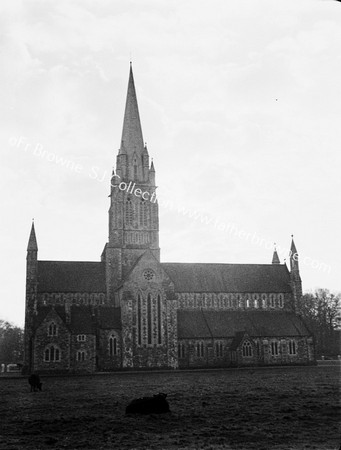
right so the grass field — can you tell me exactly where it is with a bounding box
[0,366,339,450]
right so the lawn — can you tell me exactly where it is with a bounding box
[0,366,339,450]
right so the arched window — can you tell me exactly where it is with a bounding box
[109,336,117,356]
[157,294,162,345]
[197,342,205,358]
[77,350,86,361]
[236,294,242,308]
[125,198,134,226]
[253,294,259,308]
[271,341,279,356]
[288,340,296,355]
[246,295,251,308]
[278,294,284,308]
[215,341,223,357]
[139,200,148,227]
[269,294,276,308]
[48,322,57,336]
[137,294,142,346]
[147,293,152,345]
[242,341,253,357]
[44,345,61,362]
[178,343,186,358]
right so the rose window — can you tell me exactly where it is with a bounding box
[143,269,155,281]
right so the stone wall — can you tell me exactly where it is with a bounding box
[121,292,172,369]
[97,329,122,371]
[70,334,96,373]
[262,337,314,365]
[178,336,314,369]
[178,339,231,369]
[34,312,71,373]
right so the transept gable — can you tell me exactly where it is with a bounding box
[118,250,174,293]
[35,306,70,334]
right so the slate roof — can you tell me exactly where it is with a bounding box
[33,305,95,334]
[33,306,66,330]
[177,310,310,339]
[37,261,105,293]
[162,263,292,293]
[33,305,120,333]
[97,307,122,329]
[70,306,95,334]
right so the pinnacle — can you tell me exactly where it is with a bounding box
[27,221,38,251]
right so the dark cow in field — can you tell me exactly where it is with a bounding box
[126,393,170,415]
[28,374,42,392]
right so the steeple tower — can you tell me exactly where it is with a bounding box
[24,221,39,372]
[103,64,160,304]
[289,235,302,309]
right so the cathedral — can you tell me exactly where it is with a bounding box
[24,65,314,374]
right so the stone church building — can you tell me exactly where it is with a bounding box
[24,65,314,373]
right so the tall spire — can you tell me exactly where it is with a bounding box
[27,221,38,251]
[272,244,280,264]
[120,63,144,155]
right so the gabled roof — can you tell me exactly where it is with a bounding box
[37,261,105,293]
[33,306,66,330]
[33,305,95,334]
[162,263,291,293]
[229,331,246,351]
[177,310,310,339]
[97,307,121,329]
[70,306,95,334]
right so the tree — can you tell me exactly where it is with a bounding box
[0,320,24,365]
[299,289,341,358]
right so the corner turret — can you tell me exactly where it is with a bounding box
[272,244,280,264]
[289,235,302,309]
[24,221,39,373]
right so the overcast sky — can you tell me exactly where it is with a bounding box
[1,0,340,327]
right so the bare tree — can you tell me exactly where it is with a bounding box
[299,289,340,358]
[0,320,24,366]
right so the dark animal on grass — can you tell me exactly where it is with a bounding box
[126,393,170,415]
[28,374,42,392]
